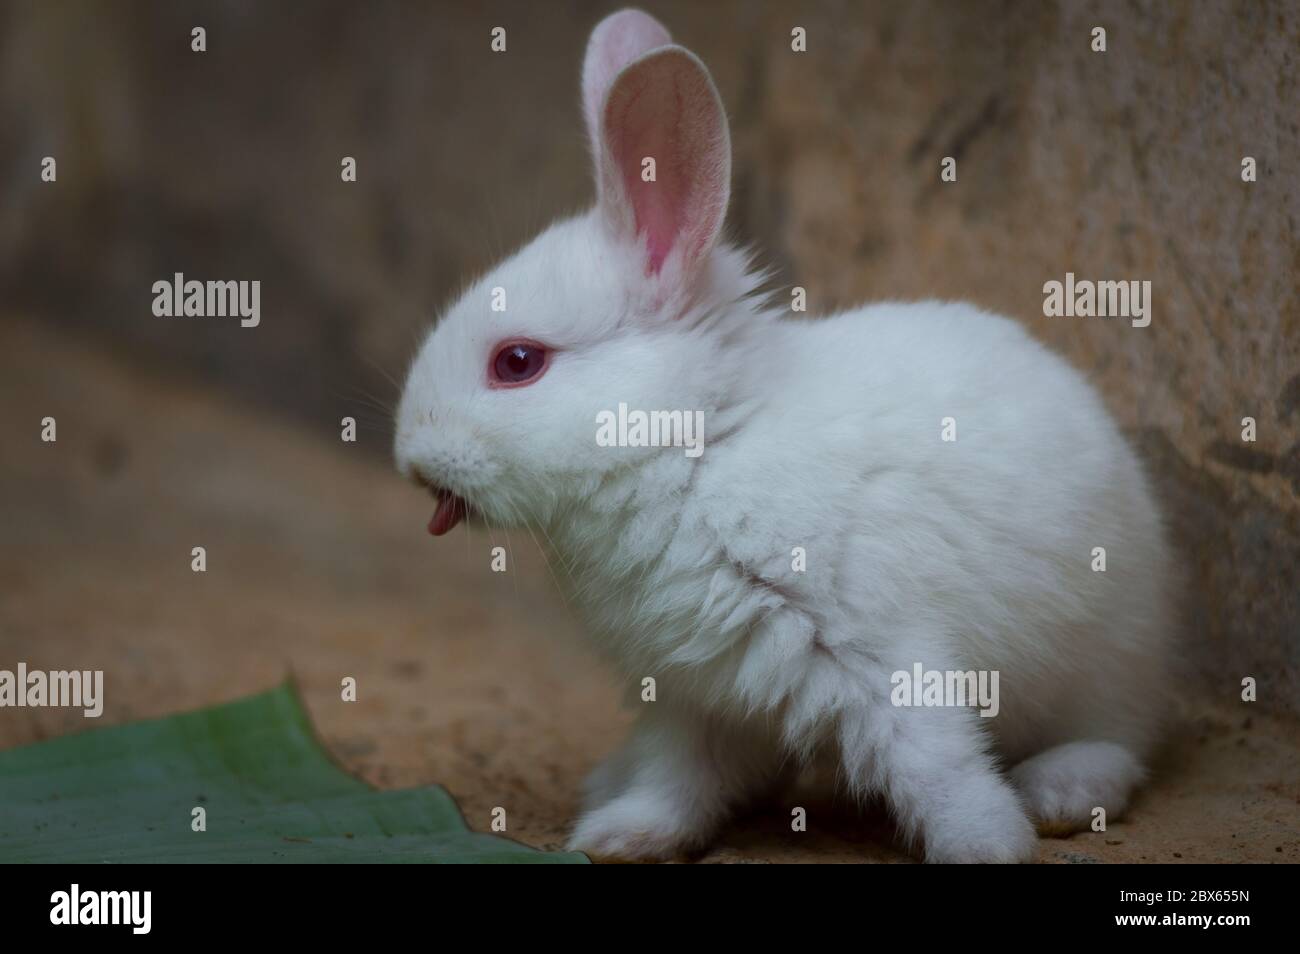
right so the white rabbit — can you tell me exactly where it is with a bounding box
[394,8,1175,863]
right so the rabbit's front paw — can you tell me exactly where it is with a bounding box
[567,787,713,861]
[920,783,1038,864]
[1010,740,1144,836]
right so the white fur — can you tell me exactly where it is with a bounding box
[394,9,1175,863]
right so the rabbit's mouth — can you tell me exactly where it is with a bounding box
[427,485,472,536]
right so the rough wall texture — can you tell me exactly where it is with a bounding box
[1,0,1296,711]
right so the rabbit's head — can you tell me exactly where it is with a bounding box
[396,9,758,534]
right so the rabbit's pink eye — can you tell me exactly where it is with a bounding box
[490,340,548,388]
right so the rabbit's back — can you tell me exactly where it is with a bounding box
[774,301,1174,758]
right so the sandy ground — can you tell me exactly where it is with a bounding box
[2,317,1296,863]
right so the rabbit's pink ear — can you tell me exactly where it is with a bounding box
[582,10,672,144]
[592,45,731,278]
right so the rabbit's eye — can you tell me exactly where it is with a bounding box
[489,340,549,388]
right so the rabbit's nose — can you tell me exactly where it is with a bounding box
[392,443,427,485]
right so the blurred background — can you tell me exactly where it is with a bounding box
[1,0,1296,862]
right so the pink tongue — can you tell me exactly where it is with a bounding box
[427,494,466,536]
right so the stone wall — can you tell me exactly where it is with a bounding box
[2,0,1295,711]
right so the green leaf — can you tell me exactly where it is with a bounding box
[0,682,587,863]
